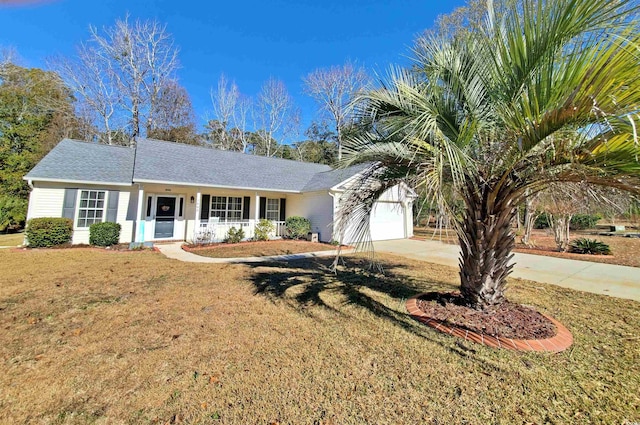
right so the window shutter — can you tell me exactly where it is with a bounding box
[200,195,210,220]
[279,198,286,221]
[259,197,266,219]
[146,196,152,217]
[242,197,250,220]
[106,191,119,222]
[62,189,77,220]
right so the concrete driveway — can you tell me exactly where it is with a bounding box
[373,239,640,302]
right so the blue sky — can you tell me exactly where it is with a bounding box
[0,0,467,134]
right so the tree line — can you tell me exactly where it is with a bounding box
[0,16,370,231]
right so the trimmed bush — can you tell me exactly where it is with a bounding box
[25,217,73,247]
[254,219,274,241]
[569,214,601,230]
[285,216,311,240]
[569,238,611,255]
[224,226,245,244]
[89,222,121,246]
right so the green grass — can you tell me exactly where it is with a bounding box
[0,248,638,424]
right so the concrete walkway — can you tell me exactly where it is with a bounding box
[155,239,640,302]
[373,239,640,302]
[155,242,353,264]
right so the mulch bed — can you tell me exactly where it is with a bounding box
[415,292,556,340]
[183,240,342,258]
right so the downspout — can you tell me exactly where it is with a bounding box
[135,183,145,243]
[24,179,34,246]
[131,139,145,244]
[328,190,338,244]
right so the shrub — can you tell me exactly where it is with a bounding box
[223,226,245,243]
[25,217,73,247]
[569,238,611,255]
[534,212,550,229]
[535,212,602,230]
[254,219,274,241]
[89,222,121,246]
[285,216,311,239]
[569,213,601,230]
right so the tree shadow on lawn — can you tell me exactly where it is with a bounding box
[246,255,497,360]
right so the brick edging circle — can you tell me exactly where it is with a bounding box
[406,294,573,352]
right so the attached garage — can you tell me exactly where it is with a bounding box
[370,201,407,241]
[333,184,416,244]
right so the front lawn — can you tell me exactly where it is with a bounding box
[0,249,637,423]
[0,232,24,247]
[185,240,337,258]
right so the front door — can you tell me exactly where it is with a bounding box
[154,196,176,238]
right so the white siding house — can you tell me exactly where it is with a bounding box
[24,138,416,246]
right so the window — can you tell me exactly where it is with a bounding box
[77,190,106,227]
[266,198,280,221]
[210,196,243,222]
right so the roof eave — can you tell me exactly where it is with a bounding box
[25,176,133,187]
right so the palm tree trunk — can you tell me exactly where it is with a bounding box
[459,180,516,310]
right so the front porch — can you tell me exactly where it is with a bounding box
[194,219,287,244]
[133,184,296,244]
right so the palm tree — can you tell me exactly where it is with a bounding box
[336,0,640,310]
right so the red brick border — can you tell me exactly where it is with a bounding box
[406,294,573,352]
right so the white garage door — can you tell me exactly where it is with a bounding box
[370,201,406,241]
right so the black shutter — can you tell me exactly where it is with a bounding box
[259,197,266,219]
[146,196,152,217]
[106,191,119,222]
[200,195,210,220]
[242,197,250,220]
[279,198,286,221]
[62,189,77,220]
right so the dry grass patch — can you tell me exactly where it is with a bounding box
[0,248,638,424]
[186,240,336,258]
[515,229,640,268]
[0,232,24,246]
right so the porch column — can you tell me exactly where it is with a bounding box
[254,192,260,221]
[194,190,201,240]
[135,186,145,243]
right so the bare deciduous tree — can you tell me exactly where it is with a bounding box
[233,95,252,153]
[53,45,123,144]
[53,16,179,145]
[148,79,198,144]
[254,78,299,157]
[209,74,240,150]
[303,61,369,160]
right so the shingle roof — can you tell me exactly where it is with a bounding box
[26,137,367,193]
[24,138,135,185]
[133,138,335,192]
[301,163,371,192]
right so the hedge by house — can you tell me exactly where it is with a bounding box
[285,216,311,239]
[254,219,274,241]
[25,217,73,247]
[89,222,121,246]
